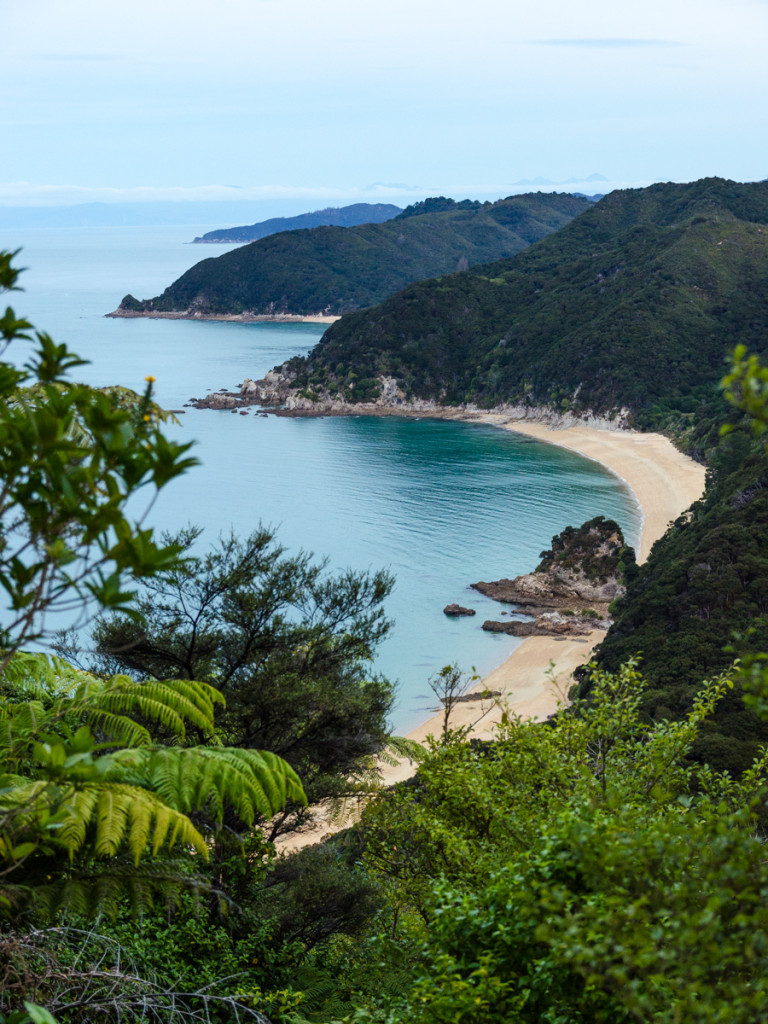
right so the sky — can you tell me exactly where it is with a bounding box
[1,0,767,211]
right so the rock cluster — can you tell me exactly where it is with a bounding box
[474,517,634,638]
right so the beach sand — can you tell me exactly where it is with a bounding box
[273,422,707,851]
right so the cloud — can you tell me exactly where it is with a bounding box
[0,178,658,209]
[529,38,681,48]
[27,52,124,61]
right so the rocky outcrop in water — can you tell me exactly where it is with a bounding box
[482,610,610,638]
[443,604,476,617]
[475,517,637,634]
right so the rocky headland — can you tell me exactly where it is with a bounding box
[474,517,637,638]
[184,368,632,429]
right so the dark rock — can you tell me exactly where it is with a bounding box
[443,603,476,617]
[442,689,502,703]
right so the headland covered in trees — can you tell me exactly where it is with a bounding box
[191,202,403,244]
[108,192,591,319]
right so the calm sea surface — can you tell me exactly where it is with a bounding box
[0,225,642,731]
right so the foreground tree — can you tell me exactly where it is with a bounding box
[356,662,768,1023]
[85,528,395,825]
[0,251,198,662]
[0,251,306,1022]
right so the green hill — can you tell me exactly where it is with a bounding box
[287,178,768,428]
[113,193,591,317]
[191,202,402,243]
[577,434,768,776]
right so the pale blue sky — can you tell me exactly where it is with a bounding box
[1,0,766,209]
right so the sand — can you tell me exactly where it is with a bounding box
[272,422,706,850]
[390,421,706,747]
[484,418,707,563]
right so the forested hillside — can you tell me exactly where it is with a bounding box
[114,192,591,316]
[287,178,768,428]
[578,431,768,774]
[192,202,402,243]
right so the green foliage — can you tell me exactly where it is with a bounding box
[85,528,395,824]
[0,651,304,920]
[354,662,768,1023]
[722,343,768,438]
[124,193,590,317]
[0,251,197,660]
[291,178,768,427]
[585,443,768,774]
[535,515,635,583]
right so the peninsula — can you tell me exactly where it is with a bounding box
[107,192,591,319]
[192,202,402,243]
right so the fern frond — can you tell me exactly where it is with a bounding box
[113,747,306,824]
[60,783,208,863]
[80,677,222,740]
[69,708,151,748]
[0,651,91,700]
[1,654,224,746]
[381,735,427,765]
[32,858,209,919]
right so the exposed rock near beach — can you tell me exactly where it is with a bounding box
[474,517,637,637]
[483,610,610,638]
[443,604,476,617]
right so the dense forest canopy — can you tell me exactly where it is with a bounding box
[286,177,768,429]
[116,192,591,317]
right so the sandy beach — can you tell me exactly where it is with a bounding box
[274,421,706,850]
[393,420,706,748]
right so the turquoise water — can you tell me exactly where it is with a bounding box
[0,225,642,731]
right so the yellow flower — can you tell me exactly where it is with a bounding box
[145,375,156,383]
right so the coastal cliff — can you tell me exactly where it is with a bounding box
[187,368,633,429]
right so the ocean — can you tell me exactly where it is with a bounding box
[0,224,642,731]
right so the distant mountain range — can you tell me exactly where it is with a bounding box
[114,192,592,318]
[286,177,768,429]
[192,203,402,243]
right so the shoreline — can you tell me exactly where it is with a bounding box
[106,309,341,324]
[393,414,705,744]
[273,413,706,850]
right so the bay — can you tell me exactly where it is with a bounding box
[0,225,642,732]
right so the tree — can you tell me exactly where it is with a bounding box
[0,251,197,663]
[356,662,768,1023]
[85,528,395,827]
[0,251,306,1020]
[0,651,304,922]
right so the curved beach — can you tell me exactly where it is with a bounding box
[397,421,706,751]
[276,423,707,845]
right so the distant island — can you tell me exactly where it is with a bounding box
[109,192,592,319]
[192,202,402,243]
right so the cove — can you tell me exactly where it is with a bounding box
[0,225,642,731]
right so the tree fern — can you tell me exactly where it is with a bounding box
[0,652,306,919]
[112,747,305,825]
